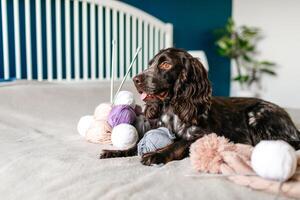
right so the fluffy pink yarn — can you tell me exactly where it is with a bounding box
[94,103,112,121]
[190,133,236,173]
[85,120,112,144]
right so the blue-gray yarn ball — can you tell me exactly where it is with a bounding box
[137,127,176,156]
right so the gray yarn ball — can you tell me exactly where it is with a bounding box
[137,127,176,156]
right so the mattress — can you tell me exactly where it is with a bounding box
[0,81,298,200]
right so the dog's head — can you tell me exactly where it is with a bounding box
[133,48,212,125]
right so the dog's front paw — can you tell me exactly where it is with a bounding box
[141,152,166,166]
[99,149,116,159]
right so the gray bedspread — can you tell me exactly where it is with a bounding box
[0,81,298,200]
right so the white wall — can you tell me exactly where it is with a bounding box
[233,0,300,108]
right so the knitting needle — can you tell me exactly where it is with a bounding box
[110,39,117,103]
[113,46,142,104]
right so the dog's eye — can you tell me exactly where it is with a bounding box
[159,62,172,70]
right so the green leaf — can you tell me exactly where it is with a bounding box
[225,18,235,33]
[241,26,260,38]
[233,75,249,83]
[217,48,228,57]
[236,38,255,53]
[216,40,228,49]
[215,36,238,57]
[259,61,276,66]
[260,68,277,76]
[246,45,255,51]
[242,54,252,62]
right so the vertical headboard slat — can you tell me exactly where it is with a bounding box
[36,0,43,81]
[112,8,117,80]
[149,24,154,59]
[82,0,88,81]
[105,6,111,80]
[46,0,53,81]
[90,2,96,80]
[137,18,143,74]
[97,4,104,80]
[143,22,149,71]
[56,0,63,81]
[1,0,9,80]
[119,11,124,78]
[125,12,130,79]
[131,16,137,76]
[13,0,21,79]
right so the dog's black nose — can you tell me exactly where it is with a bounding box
[133,74,143,86]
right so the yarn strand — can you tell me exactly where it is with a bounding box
[113,47,142,105]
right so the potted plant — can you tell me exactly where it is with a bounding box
[214,18,276,97]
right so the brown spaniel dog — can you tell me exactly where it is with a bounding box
[100,48,300,166]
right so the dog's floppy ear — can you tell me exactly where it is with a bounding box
[171,55,212,125]
[144,100,163,120]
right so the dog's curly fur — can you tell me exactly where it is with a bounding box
[171,54,212,125]
[100,48,300,165]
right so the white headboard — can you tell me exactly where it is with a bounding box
[0,0,173,81]
[188,50,209,71]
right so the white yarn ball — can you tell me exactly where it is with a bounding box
[77,115,94,137]
[251,140,297,181]
[114,91,136,108]
[94,103,112,121]
[111,123,138,150]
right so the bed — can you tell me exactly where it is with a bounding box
[0,81,299,200]
[1,0,299,199]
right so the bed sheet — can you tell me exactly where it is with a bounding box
[0,81,298,200]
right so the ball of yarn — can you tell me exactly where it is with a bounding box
[77,115,94,137]
[94,103,112,121]
[85,120,112,144]
[134,115,151,138]
[108,105,136,128]
[190,133,236,173]
[251,140,297,181]
[111,124,138,149]
[137,127,176,156]
[114,91,136,108]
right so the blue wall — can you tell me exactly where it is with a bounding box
[122,0,232,96]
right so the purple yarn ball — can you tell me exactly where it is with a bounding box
[108,105,137,127]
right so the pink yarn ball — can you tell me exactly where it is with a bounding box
[190,133,235,173]
[85,120,112,144]
[94,103,112,121]
[108,105,136,128]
